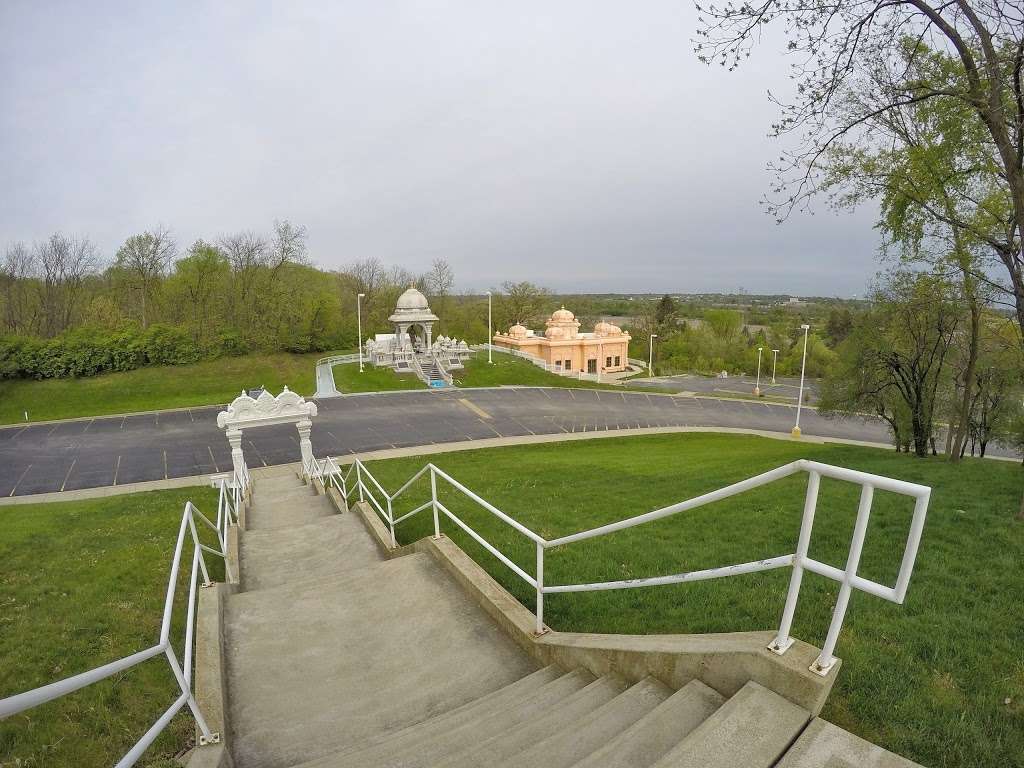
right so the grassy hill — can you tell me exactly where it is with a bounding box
[362,433,1024,768]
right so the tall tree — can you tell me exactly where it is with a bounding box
[696,1,1024,342]
[820,271,960,457]
[0,242,37,334]
[495,281,552,328]
[114,226,176,327]
[34,233,98,336]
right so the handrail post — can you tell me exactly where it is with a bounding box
[534,542,546,635]
[769,469,821,655]
[811,483,874,676]
[386,495,396,548]
[357,462,364,503]
[430,466,441,539]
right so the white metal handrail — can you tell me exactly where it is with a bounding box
[0,487,239,766]
[321,455,931,676]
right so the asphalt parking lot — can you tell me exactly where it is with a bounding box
[0,387,1007,497]
[628,374,820,403]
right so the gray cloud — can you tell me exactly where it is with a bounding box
[1,0,881,296]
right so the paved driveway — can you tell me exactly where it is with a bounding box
[0,388,1012,497]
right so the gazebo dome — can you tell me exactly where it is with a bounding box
[395,286,430,312]
[550,306,575,322]
[594,321,622,337]
[508,324,528,338]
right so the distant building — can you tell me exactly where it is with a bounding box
[494,306,631,375]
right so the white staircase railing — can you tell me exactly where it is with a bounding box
[316,456,931,676]
[0,464,251,767]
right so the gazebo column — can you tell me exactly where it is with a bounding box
[296,419,314,468]
[226,427,245,478]
[424,323,433,349]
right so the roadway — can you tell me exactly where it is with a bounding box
[0,387,1012,497]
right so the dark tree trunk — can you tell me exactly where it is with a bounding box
[950,297,980,462]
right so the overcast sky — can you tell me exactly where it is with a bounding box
[1,1,882,296]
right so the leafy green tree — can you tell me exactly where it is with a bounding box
[114,227,176,328]
[820,271,960,457]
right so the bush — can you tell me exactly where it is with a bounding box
[0,324,207,380]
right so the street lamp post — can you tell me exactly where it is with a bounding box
[792,325,810,437]
[754,346,763,397]
[357,293,366,373]
[486,291,493,364]
[771,349,779,384]
[648,334,658,376]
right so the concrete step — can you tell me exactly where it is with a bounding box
[650,680,811,768]
[246,491,334,530]
[224,552,539,768]
[437,674,628,768]
[254,471,306,491]
[775,718,924,768]
[306,665,565,765]
[238,515,383,591]
[307,668,596,768]
[229,545,434,607]
[572,679,725,768]
[495,676,673,768]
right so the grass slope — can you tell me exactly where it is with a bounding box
[0,352,331,425]
[454,353,616,389]
[333,353,629,393]
[0,486,221,767]
[362,433,1024,768]
[331,362,425,392]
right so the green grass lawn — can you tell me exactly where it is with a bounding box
[334,352,636,394]
[0,486,221,767]
[0,352,337,425]
[360,433,1024,768]
[453,353,618,389]
[331,362,426,392]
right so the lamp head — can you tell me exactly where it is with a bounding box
[357,293,365,298]
[800,324,810,330]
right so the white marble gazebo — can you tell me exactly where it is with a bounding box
[388,285,439,350]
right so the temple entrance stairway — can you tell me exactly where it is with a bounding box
[219,465,921,768]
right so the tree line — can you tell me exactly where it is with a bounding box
[0,223,483,379]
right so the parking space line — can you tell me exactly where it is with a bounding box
[246,440,268,467]
[59,456,76,493]
[458,399,492,420]
[208,446,219,473]
[113,455,122,485]
[163,451,168,479]
[9,464,33,496]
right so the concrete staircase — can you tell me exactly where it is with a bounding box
[220,465,921,768]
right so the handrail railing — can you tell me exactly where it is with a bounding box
[320,454,931,676]
[0,484,241,766]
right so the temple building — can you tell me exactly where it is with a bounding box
[493,306,631,375]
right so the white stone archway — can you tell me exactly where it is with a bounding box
[216,387,318,478]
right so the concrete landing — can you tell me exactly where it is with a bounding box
[238,514,381,590]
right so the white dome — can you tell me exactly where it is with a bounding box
[395,286,429,312]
